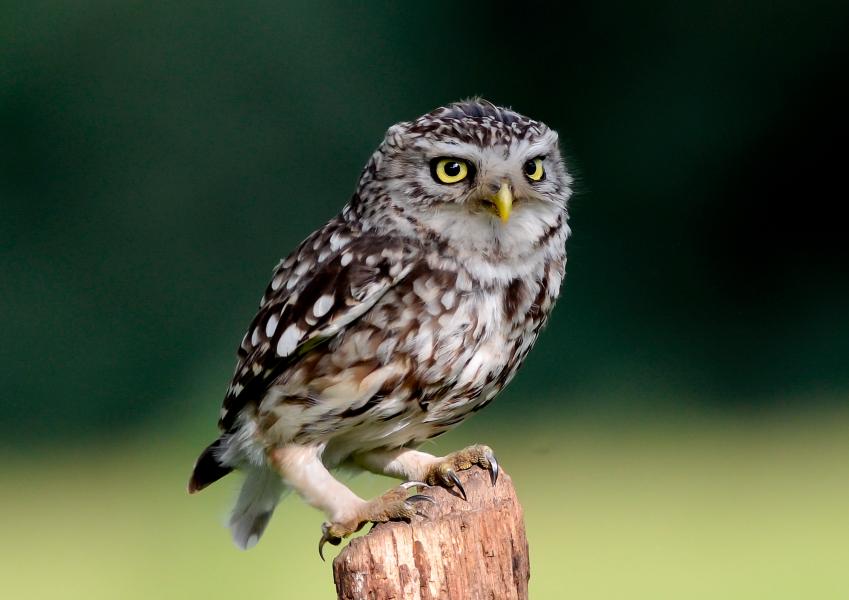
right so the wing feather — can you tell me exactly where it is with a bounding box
[219,228,418,430]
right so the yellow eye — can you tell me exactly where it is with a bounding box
[431,158,470,184]
[524,157,545,181]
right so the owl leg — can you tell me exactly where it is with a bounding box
[268,444,365,522]
[354,444,499,501]
[267,444,430,560]
[353,447,443,481]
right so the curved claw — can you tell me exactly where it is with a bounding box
[406,494,435,504]
[447,470,467,501]
[487,451,499,486]
[318,523,341,562]
[400,480,430,490]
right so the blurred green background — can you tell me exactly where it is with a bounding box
[2,1,848,598]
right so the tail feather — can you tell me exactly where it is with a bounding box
[188,437,233,494]
[229,467,287,550]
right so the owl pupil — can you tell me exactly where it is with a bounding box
[444,162,461,176]
[524,160,535,174]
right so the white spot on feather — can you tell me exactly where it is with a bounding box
[456,271,473,291]
[276,324,302,357]
[330,232,349,251]
[441,290,455,310]
[413,276,440,305]
[340,252,353,267]
[313,294,334,318]
[265,314,279,337]
[294,261,310,276]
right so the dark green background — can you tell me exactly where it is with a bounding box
[2,1,847,436]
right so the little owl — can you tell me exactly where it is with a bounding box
[188,99,572,557]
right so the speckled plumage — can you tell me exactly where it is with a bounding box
[189,100,572,550]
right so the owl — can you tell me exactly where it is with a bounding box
[188,99,572,557]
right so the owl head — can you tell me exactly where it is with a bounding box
[353,99,572,259]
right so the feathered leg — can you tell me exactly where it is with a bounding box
[267,444,430,559]
[354,444,499,501]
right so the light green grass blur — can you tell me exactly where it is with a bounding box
[3,409,848,599]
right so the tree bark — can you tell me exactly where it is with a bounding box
[333,468,529,600]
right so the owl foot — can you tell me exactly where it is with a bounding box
[318,481,432,560]
[423,444,499,501]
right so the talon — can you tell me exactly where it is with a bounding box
[407,494,435,504]
[316,483,430,559]
[318,523,342,562]
[447,470,467,501]
[487,451,499,485]
[422,444,499,500]
[401,480,430,489]
[409,493,435,519]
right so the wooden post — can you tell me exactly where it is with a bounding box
[333,468,530,599]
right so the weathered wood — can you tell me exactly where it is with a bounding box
[333,468,529,600]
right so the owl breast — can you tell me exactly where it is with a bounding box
[404,256,562,430]
[254,244,564,460]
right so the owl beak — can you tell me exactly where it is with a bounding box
[489,181,513,224]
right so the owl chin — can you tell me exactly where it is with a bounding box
[406,198,564,280]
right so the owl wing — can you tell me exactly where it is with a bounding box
[218,229,419,431]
